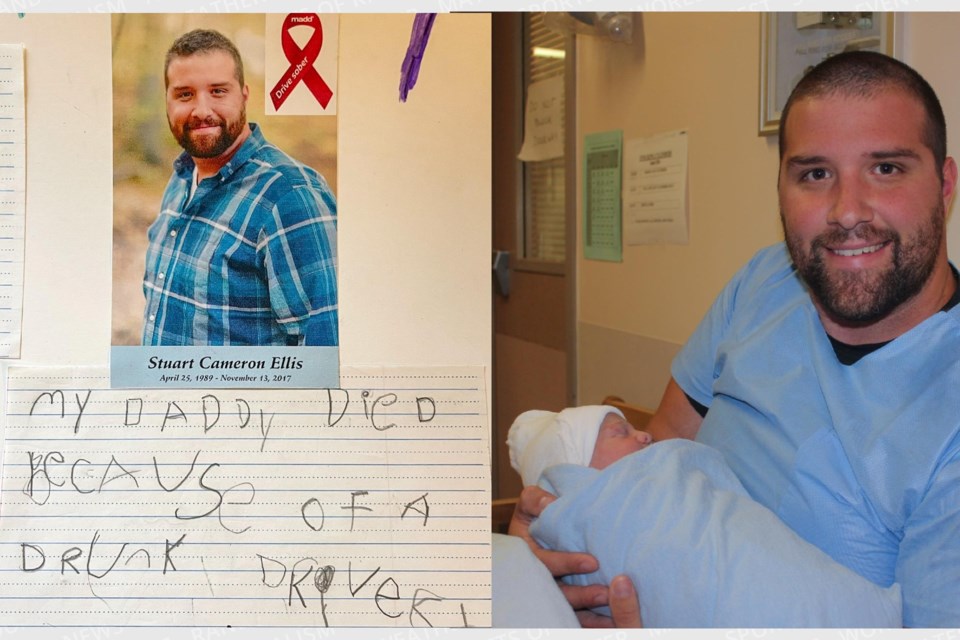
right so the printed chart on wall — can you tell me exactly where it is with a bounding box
[623,129,689,245]
[0,366,491,628]
[0,44,25,359]
[582,130,622,262]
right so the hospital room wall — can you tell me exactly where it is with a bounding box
[575,12,960,411]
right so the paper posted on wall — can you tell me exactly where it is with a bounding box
[623,129,689,246]
[0,44,26,358]
[0,366,491,628]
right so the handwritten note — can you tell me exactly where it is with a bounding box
[0,366,491,627]
[0,44,25,358]
[517,75,563,162]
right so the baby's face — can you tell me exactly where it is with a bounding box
[589,412,653,470]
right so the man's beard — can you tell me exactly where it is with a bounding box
[783,205,945,326]
[171,108,246,158]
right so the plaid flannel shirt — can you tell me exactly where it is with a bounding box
[142,124,338,346]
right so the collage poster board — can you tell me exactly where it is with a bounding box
[0,12,492,632]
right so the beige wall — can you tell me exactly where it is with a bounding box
[338,14,491,368]
[576,12,960,410]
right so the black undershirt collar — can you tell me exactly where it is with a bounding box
[686,265,960,417]
[828,264,960,365]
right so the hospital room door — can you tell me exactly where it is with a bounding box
[491,13,576,501]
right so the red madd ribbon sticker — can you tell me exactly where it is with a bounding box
[270,13,333,111]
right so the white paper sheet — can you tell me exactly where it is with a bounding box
[0,44,25,358]
[623,130,689,245]
[517,75,563,162]
[0,366,490,628]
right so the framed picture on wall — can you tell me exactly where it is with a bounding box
[759,12,895,136]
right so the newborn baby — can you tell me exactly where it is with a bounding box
[508,405,653,486]
[506,405,902,628]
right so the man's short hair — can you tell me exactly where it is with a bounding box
[165,29,245,88]
[778,51,947,174]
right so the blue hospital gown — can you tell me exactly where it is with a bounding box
[674,243,960,627]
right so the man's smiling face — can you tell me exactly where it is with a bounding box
[778,87,956,336]
[165,49,248,160]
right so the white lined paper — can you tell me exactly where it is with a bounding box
[0,44,25,359]
[0,366,491,627]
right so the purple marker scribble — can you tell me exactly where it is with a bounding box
[399,13,436,102]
